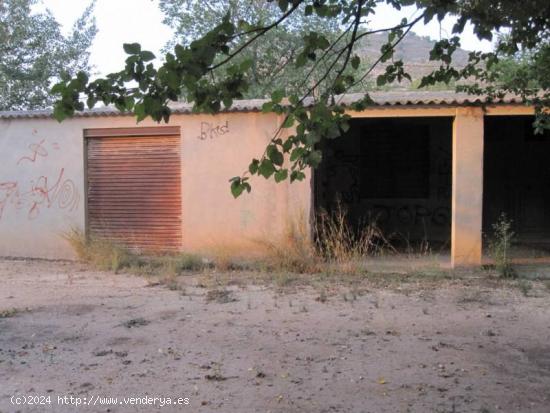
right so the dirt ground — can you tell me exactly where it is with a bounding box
[1,258,550,413]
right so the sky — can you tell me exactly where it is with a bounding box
[40,0,494,78]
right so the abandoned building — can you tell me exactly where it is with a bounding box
[0,91,547,267]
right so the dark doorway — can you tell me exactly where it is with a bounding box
[483,116,550,244]
[314,117,453,248]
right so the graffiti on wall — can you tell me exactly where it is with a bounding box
[366,204,450,227]
[317,137,452,237]
[197,120,230,140]
[0,137,80,221]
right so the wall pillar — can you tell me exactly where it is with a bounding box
[451,107,484,267]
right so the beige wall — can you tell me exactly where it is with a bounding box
[451,108,484,266]
[0,111,311,259]
[0,104,536,265]
[178,112,311,254]
[0,118,86,259]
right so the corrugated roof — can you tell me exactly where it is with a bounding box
[0,91,526,120]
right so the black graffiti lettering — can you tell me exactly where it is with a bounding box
[414,205,431,224]
[372,205,391,223]
[197,120,230,140]
[396,206,413,224]
[432,206,451,226]
[368,204,451,227]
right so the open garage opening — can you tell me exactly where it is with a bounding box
[483,116,550,258]
[314,116,453,254]
[314,117,452,252]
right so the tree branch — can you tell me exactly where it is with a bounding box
[331,0,364,85]
[210,1,304,71]
[298,22,355,91]
[343,12,425,93]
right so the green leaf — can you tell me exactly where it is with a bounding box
[290,170,306,183]
[229,177,250,198]
[282,114,295,128]
[295,53,307,68]
[340,121,350,133]
[282,138,293,152]
[274,169,288,183]
[50,82,65,95]
[140,51,156,61]
[278,0,289,12]
[308,150,323,167]
[230,179,245,198]
[174,44,185,59]
[76,71,89,85]
[123,43,141,54]
[249,159,260,174]
[267,145,284,166]
[258,159,276,179]
[351,55,360,70]
[53,104,67,122]
[240,58,253,71]
[86,97,96,109]
[290,147,306,162]
[134,102,147,122]
[222,97,233,108]
[262,102,274,113]
[317,35,330,50]
[271,89,285,104]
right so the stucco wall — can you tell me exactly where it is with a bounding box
[177,111,311,254]
[0,112,312,259]
[0,118,85,259]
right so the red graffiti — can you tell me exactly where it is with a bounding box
[17,139,48,165]
[1,139,80,221]
[26,168,80,219]
[0,181,20,220]
[0,169,79,221]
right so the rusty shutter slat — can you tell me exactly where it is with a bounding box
[87,134,181,252]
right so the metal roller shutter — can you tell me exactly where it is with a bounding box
[85,127,181,252]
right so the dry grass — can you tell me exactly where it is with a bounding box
[315,207,387,262]
[63,227,141,272]
[205,288,237,304]
[63,227,542,297]
[253,212,320,274]
[204,244,253,272]
[63,206,393,281]
[63,228,205,275]
[254,205,393,275]
[63,213,456,294]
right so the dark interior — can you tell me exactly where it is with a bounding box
[315,117,453,249]
[483,116,550,245]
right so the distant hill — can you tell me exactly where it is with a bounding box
[356,32,472,89]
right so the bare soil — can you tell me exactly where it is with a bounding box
[1,258,550,413]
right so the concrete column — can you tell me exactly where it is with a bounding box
[451,107,484,267]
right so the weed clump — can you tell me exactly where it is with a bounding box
[255,205,390,275]
[63,228,141,272]
[255,213,320,274]
[314,205,389,274]
[205,288,236,304]
[63,227,206,275]
[0,308,21,318]
[488,213,517,278]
